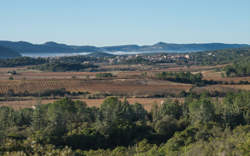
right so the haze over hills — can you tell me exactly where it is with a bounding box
[0,40,249,54]
[0,46,21,59]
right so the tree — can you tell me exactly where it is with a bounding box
[154,115,179,138]
[131,103,148,122]
[222,92,250,128]
[46,98,77,136]
[161,99,182,120]
[0,106,16,130]
[32,99,44,131]
[189,95,215,124]
[16,108,33,126]
[100,97,133,123]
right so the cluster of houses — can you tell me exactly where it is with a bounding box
[105,54,191,64]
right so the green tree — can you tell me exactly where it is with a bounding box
[161,99,182,119]
[189,95,215,124]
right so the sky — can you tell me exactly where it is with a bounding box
[1,0,250,46]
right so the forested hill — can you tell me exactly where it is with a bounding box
[190,47,250,65]
[0,46,21,59]
[0,41,100,53]
[0,40,249,54]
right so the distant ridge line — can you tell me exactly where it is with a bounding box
[0,40,249,54]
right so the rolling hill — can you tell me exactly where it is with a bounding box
[0,46,21,59]
[0,40,249,54]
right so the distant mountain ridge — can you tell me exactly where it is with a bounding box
[0,40,249,54]
[0,41,100,53]
[0,46,21,59]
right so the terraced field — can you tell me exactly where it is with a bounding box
[1,63,250,110]
[0,78,192,96]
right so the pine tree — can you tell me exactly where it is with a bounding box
[32,98,43,131]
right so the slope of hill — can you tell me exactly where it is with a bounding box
[0,40,249,54]
[139,42,249,52]
[0,46,21,59]
[0,41,100,53]
[190,47,250,65]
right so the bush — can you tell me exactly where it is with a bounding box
[96,73,113,78]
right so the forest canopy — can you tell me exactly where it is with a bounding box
[224,59,250,77]
[0,91,249,155]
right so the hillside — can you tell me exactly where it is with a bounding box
[0,40,249,54]
[139,42,249,52]
[190,47,250,65]
[0,41,100,53]
[0,46,21,59]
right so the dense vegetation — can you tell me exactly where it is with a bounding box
[96,73,113,78]
[53,55,100,64]
[0,57,46,67]
[224,59,250,77]
[190,47,250,65]
[0,55,101,68]
[155,72,203,85]
[0,91,249,155]
[0,88,88,98]
[155,71,250,86]
[154,71,224,86]
[31,62,98,72]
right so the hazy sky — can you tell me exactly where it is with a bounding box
[1,0,250,46]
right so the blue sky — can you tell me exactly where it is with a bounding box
[1,0,249,46]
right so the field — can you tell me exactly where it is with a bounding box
[1,63,250,110]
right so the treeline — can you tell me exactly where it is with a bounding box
[30,62,98,72]
[0,57,46,67]
[0,87,245,99]
[57,55,104,64]
[155,71,250,86]
[155,71,203,85]
[190,47,250,65]
[0,91,249,155]
[0,55,102,67]
[0,88,88,98]
[155,71,209,86]
[224,59,250,77]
